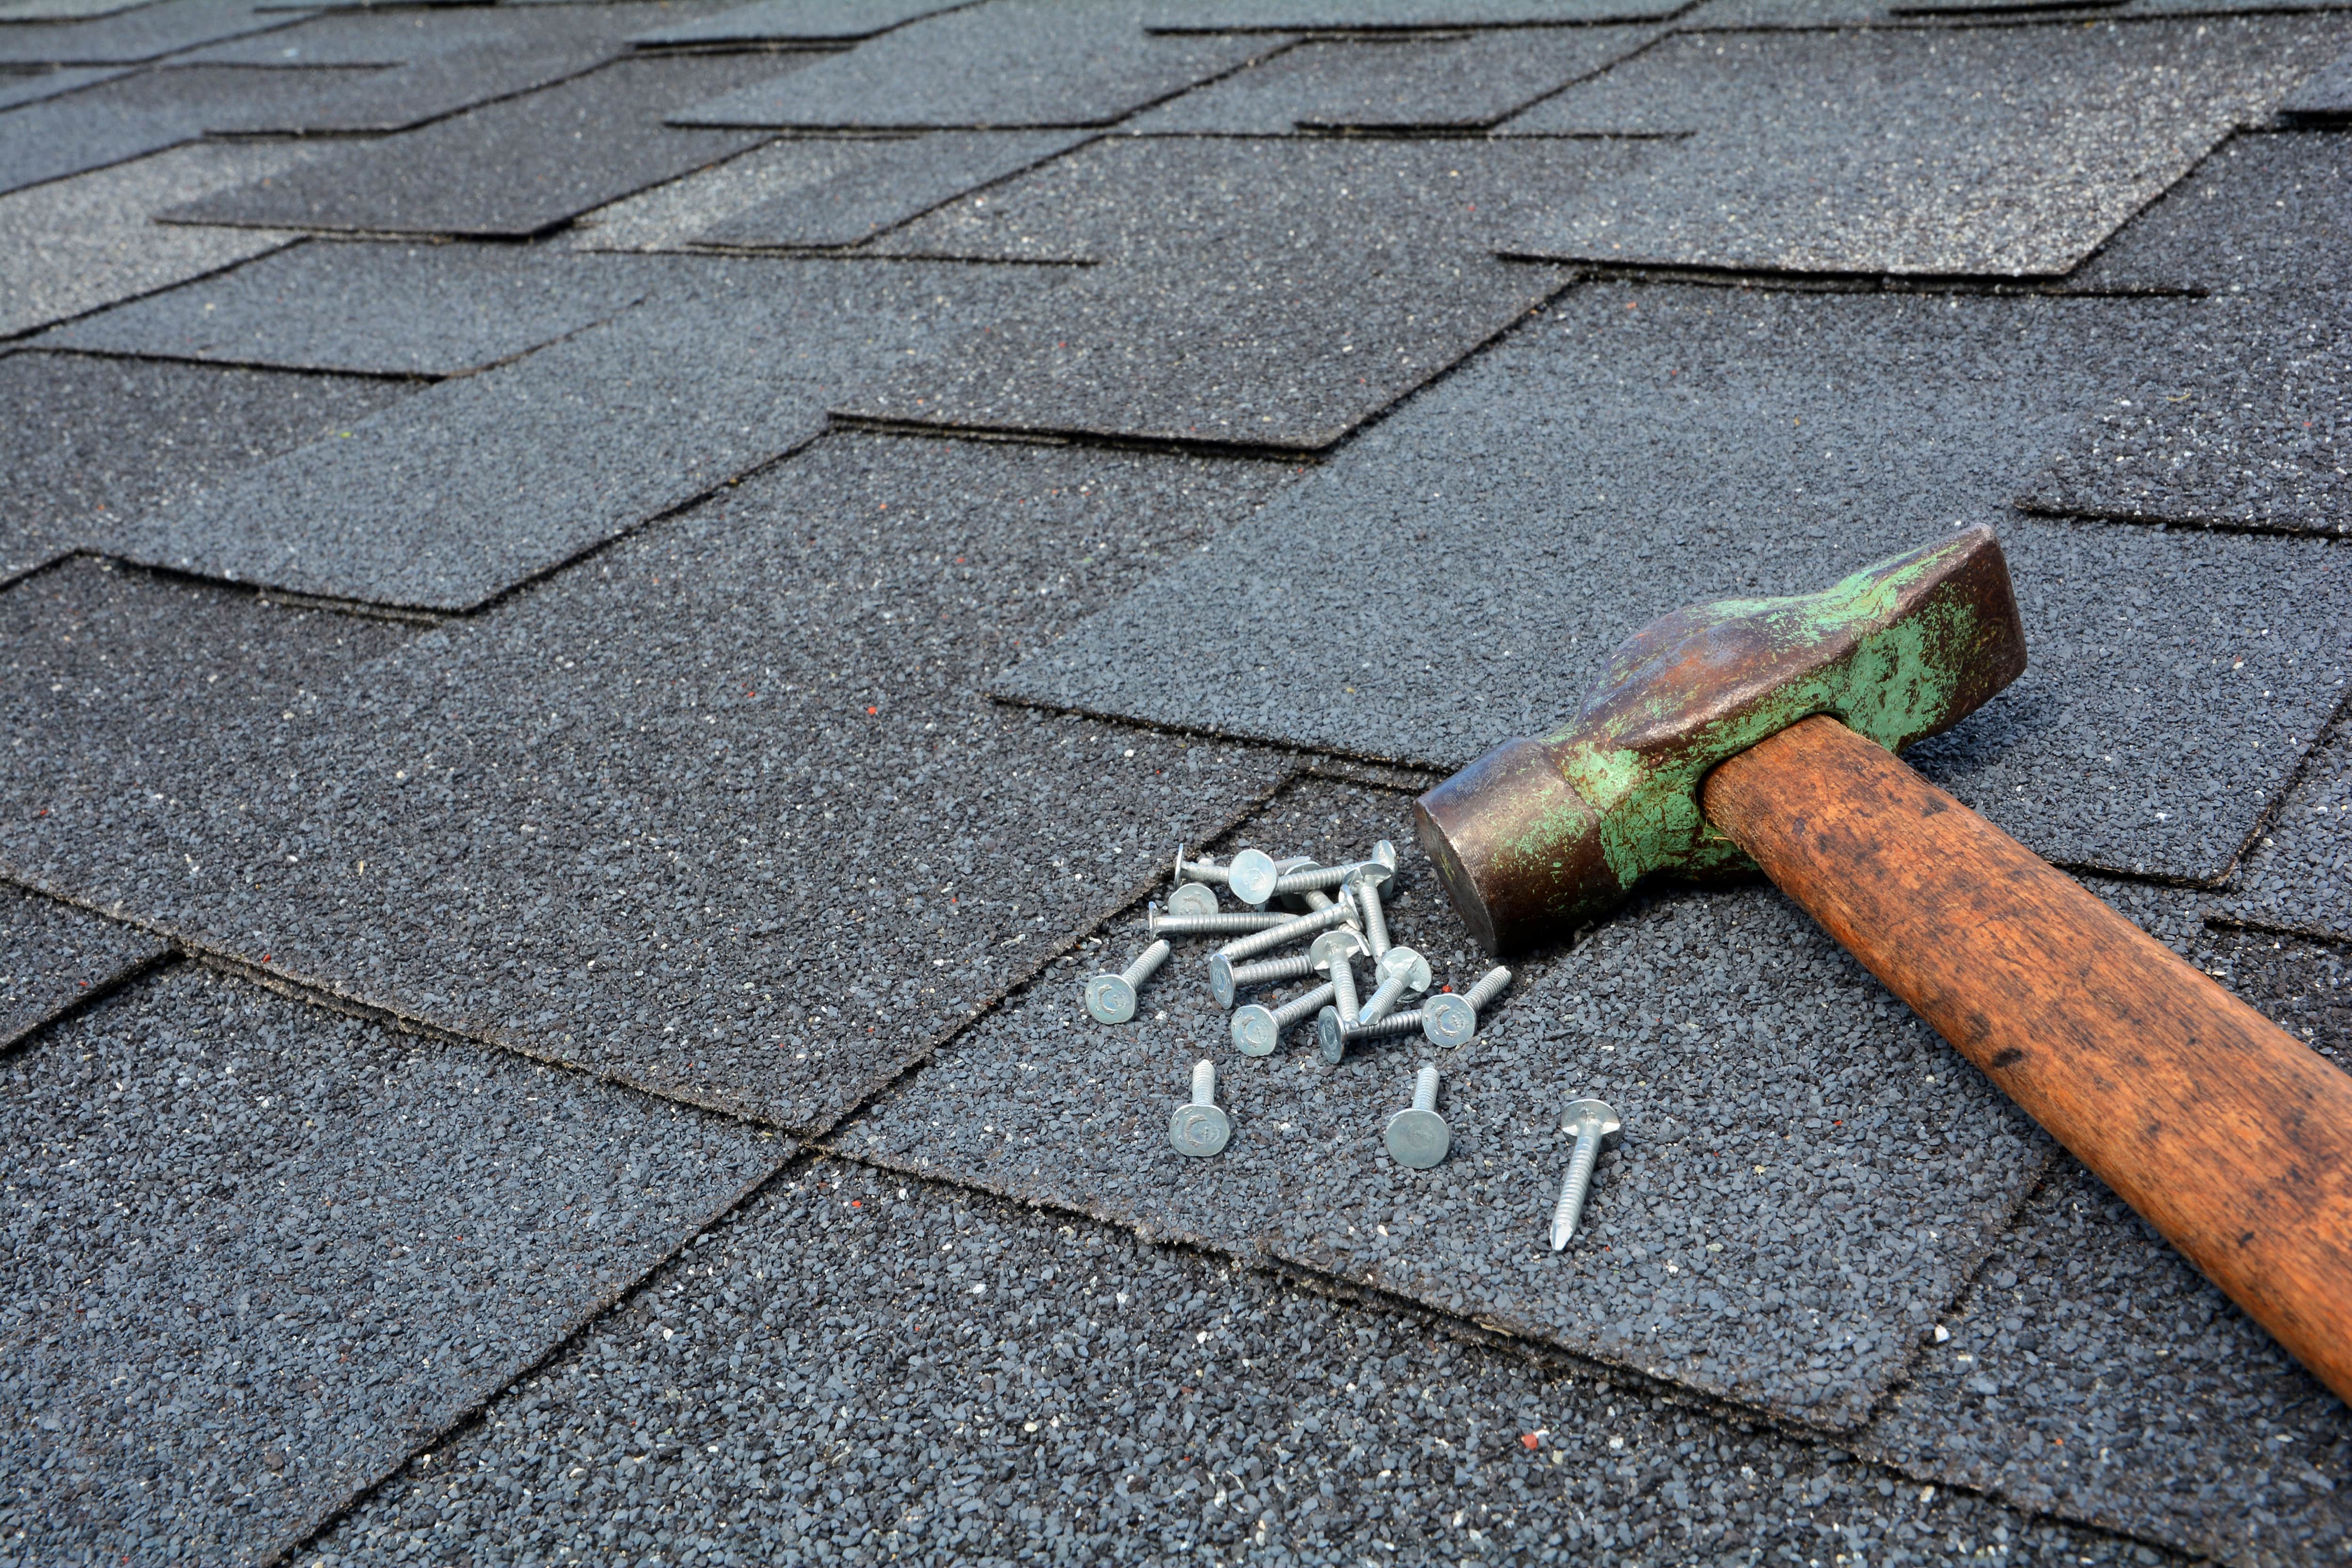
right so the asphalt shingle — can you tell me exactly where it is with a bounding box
[0,885,166,1052]
[1675,0,2345,28]
[673,131,1092,249]
[1498,17,2348,277]
[0,351,413,584]
[0,142,316,341]
[847,776,2058,1430]
[301,1157,2173,1568]
[2214,717,2352,943]
[1145,0,1687,28]
[0,62,127,110]
[987,283,2352,882]
[1121,26,1662,132]
[2282,36,2352,120]
[0,435,1299,1132]
[8,2,2349,1553]
[170,1,735,134]
[38,239,660,375]
[0,0,294,65]
[1864,1149,2352,1566]
[2018,296,2349,536]
[0,63,403,197]
[667,0,1279,129]
[628,0,971,46]
[0,964,785,1568]
[846,137,1670,450]
[159,54,794,239]
[83,259,1050,609]
[2069,129,2352,296]
[0,0,156,18]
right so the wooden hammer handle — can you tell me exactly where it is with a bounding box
[1702,715,2352,1405]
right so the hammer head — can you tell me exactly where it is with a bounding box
[1414,527,2026,955]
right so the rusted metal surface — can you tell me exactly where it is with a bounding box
[1414,526,2026,954]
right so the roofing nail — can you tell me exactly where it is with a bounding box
[1269,855,1318,914]
[1328,944,1361,1027]
[1384,1064,1450,1169]
[1230,980,1335,1058]
[1551,1098,1623,1251]
[1318,1002,1423,1065]
[1349,867,1393,961]
[1212,890,1357,964]
[1083,939,1171,1025]
[1306,942,1367,1063]
[1357,944,1430,1027]
[1209,928,1362,1010]
[1174,845,1279,907]
[1169,1059,1231,1158]
[1421,964,1513,1049]
[1164,881,1221,919]
[1148,907,1293,939]
[1271,842,1398,898]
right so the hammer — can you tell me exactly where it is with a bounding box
[1415,527,2352,1404]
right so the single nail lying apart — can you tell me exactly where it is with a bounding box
[1169,1059,1230,1158]
[1551,1098,1622,1250]
[1384,1063,1450,1169]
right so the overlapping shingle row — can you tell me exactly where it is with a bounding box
[2,0,2347,1562]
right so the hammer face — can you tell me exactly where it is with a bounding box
[1417,526,2026,955]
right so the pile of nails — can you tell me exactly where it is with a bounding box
[1084,841,1512,1063]
[1083,841,1546,1177]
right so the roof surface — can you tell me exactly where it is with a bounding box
[1,1,2348,1564]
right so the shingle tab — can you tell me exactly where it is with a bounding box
[171,1,715,134]
[846,137,1673,450]
[0,886,166,1051]
[158,54,792,238]
[2018,298,2349,536]
[1145,0,1685,29]
[667,0,1279,128]
[0,0,155,18]
[685,131,1090,248]
[0,141,317,340]
[1500,18,2350,277]
[2214,719,2352,943]
[88,260,1052,608]
[1122,26,1661,132]
[0,63,405,197]
[0,0,295,65]
[0,438,1296,1132]
[306,1158,2161,1568]
[0,966,784,1567]
[39,240,661,374]
[2281,35,2352,120]
[0,351,412,583]
[629,0,969,46]
[1864,1135,2352,1562]
[988,284,2350,882]
[2069,129,2352,296]
[0,62,128,109]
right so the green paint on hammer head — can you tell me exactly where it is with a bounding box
[1414,527,2027,954]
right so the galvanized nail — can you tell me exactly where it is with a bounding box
[1550,1098,1623,1250]
[1230,980,1335,1057]
[1083,938,1171,1025]
[1213,891,1356,964]
[1170,1059,1232,1158]
[1384,1063,1450,1169]
[1149,907,1294,939]
[1421,964,1513,1049]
